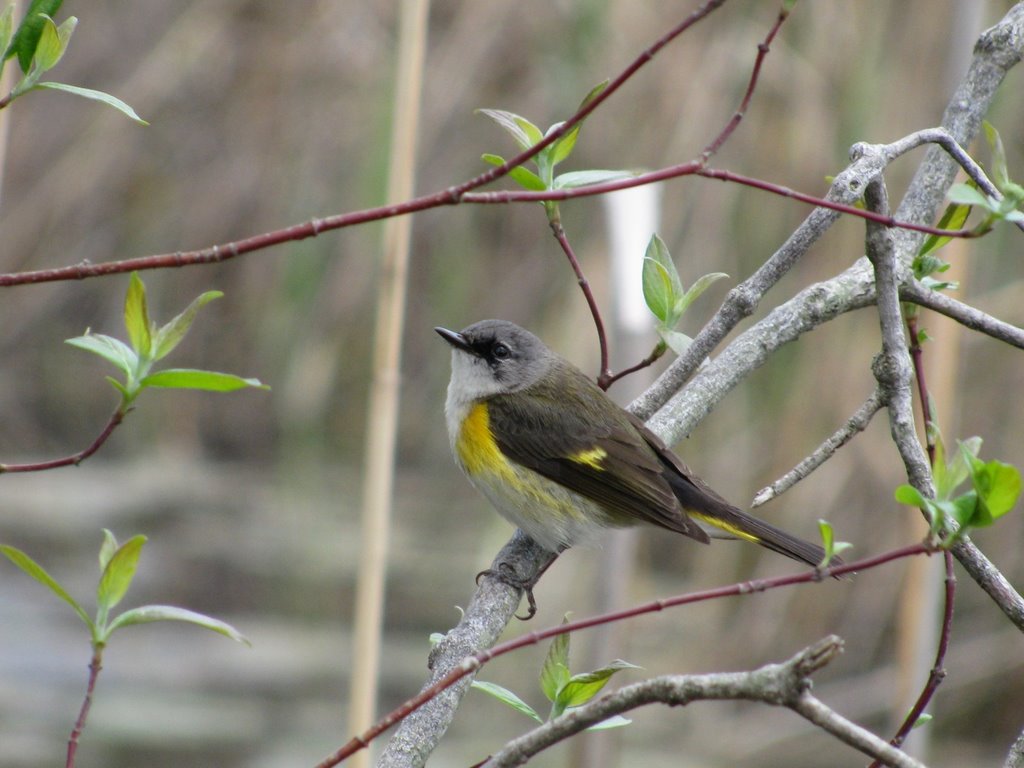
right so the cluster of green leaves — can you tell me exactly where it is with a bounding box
[0,0,145,122]
[895,426,1021,541]
[642,233,728,356]
[470,617,639,730]
[479,82,637,221]
[0,530,248,650]
[67,272,267,411]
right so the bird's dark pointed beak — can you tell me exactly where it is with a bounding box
[434,326,474,354]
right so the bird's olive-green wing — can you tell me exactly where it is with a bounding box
[486,381,710,544]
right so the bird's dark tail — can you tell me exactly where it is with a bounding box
[664,467,834,568]
[686,506,830,568]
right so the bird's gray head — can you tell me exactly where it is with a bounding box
[435,319,555,402]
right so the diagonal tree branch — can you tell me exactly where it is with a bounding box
[752,386,885,507]
[483,636,924,768]
[900,279,1024,349]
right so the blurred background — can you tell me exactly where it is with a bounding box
[0,1,1022,766]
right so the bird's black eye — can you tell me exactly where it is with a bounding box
[492,342,512,360]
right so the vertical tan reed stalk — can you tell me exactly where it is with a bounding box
[347,2,430,765]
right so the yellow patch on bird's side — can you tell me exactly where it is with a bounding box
[689,512,762,544]
[569,446,608,470]
[456,402,510,477]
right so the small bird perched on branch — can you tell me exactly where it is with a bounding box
[437,319,832,617]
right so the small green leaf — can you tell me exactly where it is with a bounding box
[940,436,981,498]
[66,332,137,378]
[548,121,579,166]
[106,604,250,645]
[971,459,1021,523]
[477,108,542,150]
[642,258,675,324]
[6,0,63,70]
[98,529,118,573]
[894,484,928,509]
[151,290,223,361]
[139,369,268,392]
[818,519,834,554]
[947,491,979,529]
[547,80,607,166]
[35,82,148,124]
[96,534,147,612]
[946,183,992,209]
[576,80,609,114]
[658,328,692,357]
[0,544,93,629]
[642,234,684,325]
[646,234,684,299]
[27,13,70,73]
[471,681,543,723]
[912,713,933,730]
[817,521,853,566]
[105,376,132,400]
[482,153,546,189]
[124,272,152,356]
[552,169,639,189]
[983,121,1010,191]
[676,272,729,316]
[507,165,547,191]
[0,5,15,64]
[585,714,632,731]
[540,621,571,702]
[917,198,972,263]
[557,660,640,710]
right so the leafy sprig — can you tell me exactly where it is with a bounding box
[1,529,248,649]
[479,82,637,221]
[0,0,145,121]
[471,616,639,731]
[895,426,1021,541]
[641,233,728,356]
[66,272,268,409]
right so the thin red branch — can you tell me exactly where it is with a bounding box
[604,344,667,389]
[905,314,936,464]
[459,166,980,240]
[66,648,103,768]
[868,550,956,768]
[700,5,789,161]
[1,164,974,289]
[316,542,934,767]
[0,406,125,474]
[548,220,612,385]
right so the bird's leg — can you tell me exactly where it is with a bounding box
[476,547,562,620]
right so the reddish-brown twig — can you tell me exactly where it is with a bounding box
[868,550,955,768]
[0,407,125,474]
[66,648,103,768]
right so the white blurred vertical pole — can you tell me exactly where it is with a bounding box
[347,2,429,766]
[572,184,661,768]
